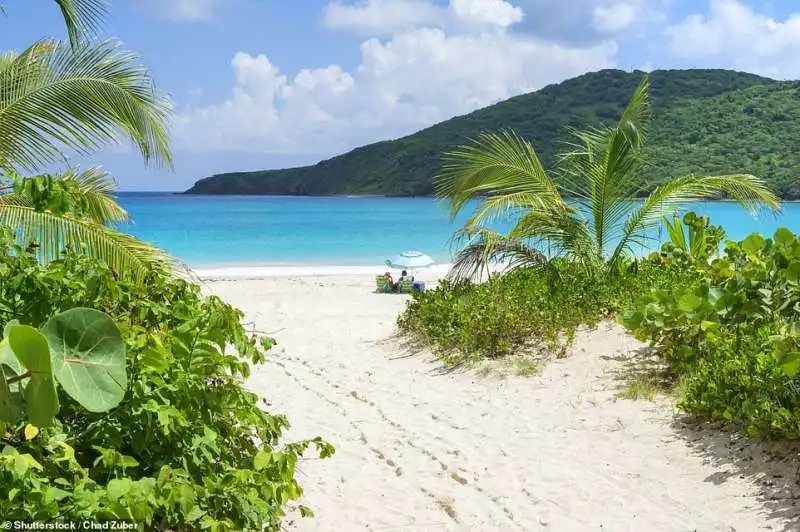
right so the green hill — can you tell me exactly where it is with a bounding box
[185,69,800,199]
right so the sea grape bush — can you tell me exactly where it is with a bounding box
[623,223,800,438]
[0,307,127,429]
[0,229,333,528]
[398,260,682,366]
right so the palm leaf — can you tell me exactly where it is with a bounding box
[58,166,130,224]
[509,207,600,272]
[0,38,172,172]
[435,130,564,224]
[54,0,109,48]
[0,203,177,282]
[447,226,549,282]
[0,1,108,48]
[609,174,780,267]
[557,75,651,258]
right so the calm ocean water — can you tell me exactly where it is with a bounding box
[116,193,800,268]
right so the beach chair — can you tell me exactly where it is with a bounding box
[375,275,392,293]
[399,279,414,293]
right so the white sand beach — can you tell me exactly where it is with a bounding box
[205,271,800,531]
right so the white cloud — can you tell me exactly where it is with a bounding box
[137,0,224,21]
[322,0,444,35]
[665,0,800,78]
[175,0,619,155]
[592,1,646,34]
[450,0,524,27]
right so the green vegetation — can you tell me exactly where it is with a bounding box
[398,260,685,366]
[398,72,800,447]
[434,75,778,281]
[186,69,800,199]
[1,307,127,427]
[0,241,332,526]
[0,1,330,528]
[622,225,800,437]
[400,210,800,442]
[0,168,179,281]
[0,0,174,280]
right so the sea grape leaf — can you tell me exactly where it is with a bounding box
[741,233,766,255]
[786,263,800,284]
[8,325,59,427]
[42,308,127,413]
[0,337,23,394]
[0,368,22,423]
[678,293,703,313]
[3,319,19,339]
[774,227,794,246]
[780,353,800,377]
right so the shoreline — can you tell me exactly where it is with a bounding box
[193,263,455,280]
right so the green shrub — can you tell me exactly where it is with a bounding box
[398,259,680,365]
[0,230,332,529]
[623,223,800,438]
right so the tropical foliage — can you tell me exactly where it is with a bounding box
[398,259,685,365]
[0,307,127,429]
[0,167,180,282]
[660,212,726,265]
[434,75,779,280]
[187,69,800,199]
[0,2,330,527]
[0,0,174,279]
[0,233,332,527]
[622,223,800,438]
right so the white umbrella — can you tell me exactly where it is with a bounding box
[385,250,435,276]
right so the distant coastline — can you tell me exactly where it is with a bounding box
[121,192,800,203]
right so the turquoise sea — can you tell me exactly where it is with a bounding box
[117,193,800,268]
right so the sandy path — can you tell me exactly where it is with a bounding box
[208,275,798,531]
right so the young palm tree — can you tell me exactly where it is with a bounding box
[0,0,176,280]
[436,76,781,281]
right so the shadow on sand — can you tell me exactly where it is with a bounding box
[609,346,800,528]
[670,417,800,528]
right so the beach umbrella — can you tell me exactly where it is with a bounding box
[385,250,435,275]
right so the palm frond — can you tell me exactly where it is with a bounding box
[509,207,601,272]
[447,226,549,282]
[0,203,177,283]
[557,75,651,257]
[617,75,650,145]
[435,130,564,224]
[0,194,32,207]
[609,173,781,267]
[0,38,173,172]
[59,165,130,224]
[54,0,109,48]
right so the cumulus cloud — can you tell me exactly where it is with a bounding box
[322,0,444,35]
[514,0,666,42]
[664,0,800,78]
[175,0,619,155]
[137,0,224,21]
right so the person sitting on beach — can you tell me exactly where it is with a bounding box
[398,270,409,283]
[397,270,414,289]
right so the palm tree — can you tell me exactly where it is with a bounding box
[436,76,781,281]
[0,0,176,280]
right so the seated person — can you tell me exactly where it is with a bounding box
[383,271,394,290]
[396,270,414,290]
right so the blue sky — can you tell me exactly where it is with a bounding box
[9,0,800,190]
